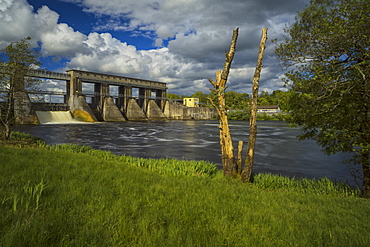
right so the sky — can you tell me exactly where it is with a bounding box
[0,0,310,96]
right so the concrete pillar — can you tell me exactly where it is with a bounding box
[93,83,101,108]
[118,86,132,112]
[146,99,167,119]
[93,83,109,110]
[103,97,126,121]
[67,70,82,107]
[125,86,132,111]
[100,84,109,110]
[117,86,124,110]
[156,90,166,110]
[67,71,97,122]
[138,88,151,111]
[65,80,70,103]
[126,98,147,120]
[12,67,38,124]
[13,91,39,124]
[69,95,98,122]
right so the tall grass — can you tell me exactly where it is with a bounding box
[46,143,219,177]
[252,173,360,197]
[2,179,46,212]
[0,131,46,148]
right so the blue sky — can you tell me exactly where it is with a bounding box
[0,0,309,96]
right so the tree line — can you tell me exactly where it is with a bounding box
[168,90,290,120]
[168,90,290,109]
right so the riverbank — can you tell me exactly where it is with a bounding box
[1,133,369,246]
[13,120,357,186]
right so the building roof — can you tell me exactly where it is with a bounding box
[257,105,280,109]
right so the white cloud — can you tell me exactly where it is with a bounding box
[40,23,88,57]
[0,0,38,47]
[0,0,13,12]
[0,1,88,57]
[0,0,310,96]
[156,25,173,39]
[67,33,152,76]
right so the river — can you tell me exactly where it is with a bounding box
[14,120,361,186]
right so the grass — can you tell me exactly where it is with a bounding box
[0,131,45,148]
[1,132,369,246]
[252,173,360,197]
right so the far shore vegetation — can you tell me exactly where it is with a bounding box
[1,132,369,246]
[169,89,290,121]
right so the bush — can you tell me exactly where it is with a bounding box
[227,109,250,120]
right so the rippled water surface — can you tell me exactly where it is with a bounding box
[14,120,360,186]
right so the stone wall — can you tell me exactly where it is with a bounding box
[185,107,217,120]
[164,101,216,120]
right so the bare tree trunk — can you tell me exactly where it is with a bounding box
[208,28,239,177]
[241,28,268,182]
[237,141,243,174]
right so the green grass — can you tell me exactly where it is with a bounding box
[1,138,370,246]
[252,173,360,197]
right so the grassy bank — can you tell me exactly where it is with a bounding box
[1,134,369,246]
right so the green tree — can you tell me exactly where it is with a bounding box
[275,0,370,197]
[269,90,290,110]
[166,93,181,99]
[258,91,273,105]
[191,91,209,106]
[225,91,250,110]
[258,97,270,106]
[0,37,41,139]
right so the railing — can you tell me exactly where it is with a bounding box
[1,67,167,90]
[28,90,67,95]
[26,70,70,80]
[70,69,167,90]
[33,103,70,111]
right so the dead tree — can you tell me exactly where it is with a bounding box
[241,28,268,182]
[208,28,268,180]
[208,28,239,177]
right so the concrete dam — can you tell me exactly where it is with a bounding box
[9,69,216,124]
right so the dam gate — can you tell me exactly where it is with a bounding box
[5,69,216,123]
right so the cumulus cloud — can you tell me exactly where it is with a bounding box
[40,23,89,57]
[0,0,310,95]
[67,33,152,75]
[0,1,88,57]
[0,0,38,47]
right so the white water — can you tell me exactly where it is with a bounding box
[36,111,81,124]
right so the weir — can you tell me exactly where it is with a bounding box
[36,111,82,124]
[2,67,216,124]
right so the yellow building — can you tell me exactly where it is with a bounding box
[183,98,199,107]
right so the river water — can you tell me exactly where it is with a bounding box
[14,120,360,186]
